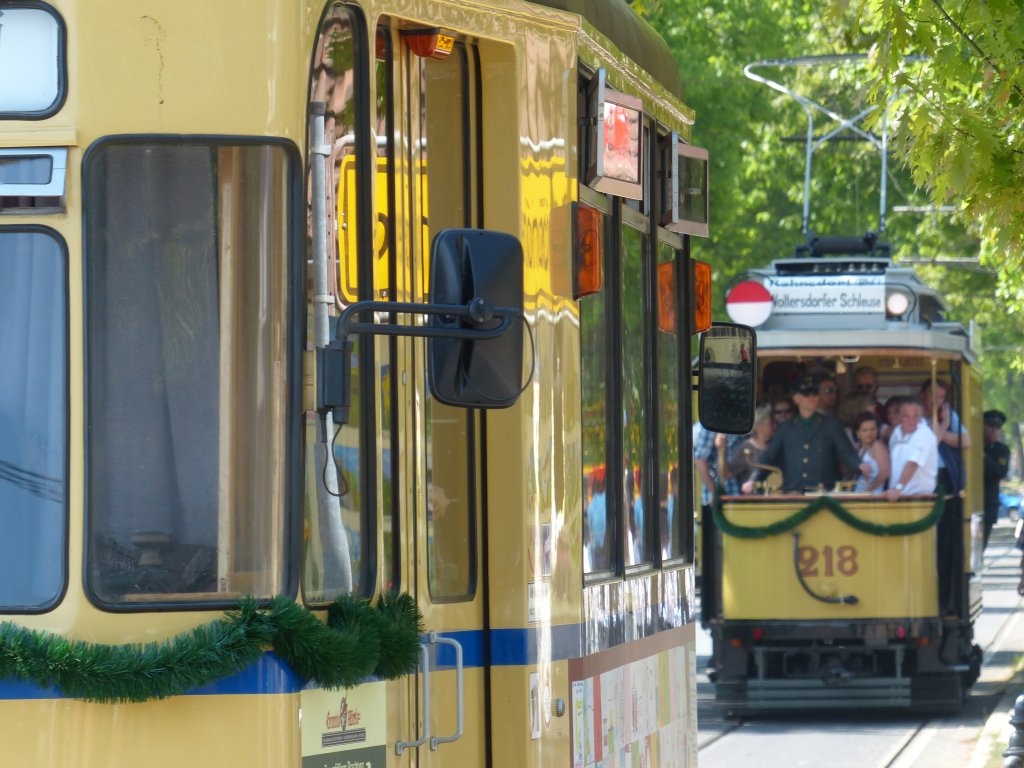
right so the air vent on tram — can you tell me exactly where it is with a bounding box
[0,148,67,214]
[772,258,890,276]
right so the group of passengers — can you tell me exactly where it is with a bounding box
[712,365,970,499]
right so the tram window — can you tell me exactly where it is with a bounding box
[657,244,683,561]
[421,46,477,600]
[84,140,295,607]
[304,5,375,602]
[622,225,651,566]
[581,216,612,574]
[0,229,66,611]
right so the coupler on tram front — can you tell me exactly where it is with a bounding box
[704,489,982,716]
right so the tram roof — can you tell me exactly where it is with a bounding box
[740,254,979,364]
[535,0,685,101]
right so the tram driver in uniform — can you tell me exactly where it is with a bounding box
[743,373,870,493]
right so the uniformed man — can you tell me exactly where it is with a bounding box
[983,409,1011,548]
[745,374,869,493]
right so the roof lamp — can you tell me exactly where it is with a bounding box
[886,289,911,317]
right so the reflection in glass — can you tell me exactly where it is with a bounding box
[581,228,610,573]
[0,231,65,609]
[621,226,648,565]
[85,142,292,604]
[305,7,365,601]
[657,244,682,560]
[422,47,475,599]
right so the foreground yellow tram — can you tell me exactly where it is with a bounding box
[707,234,983,714]
[0,1,746,765]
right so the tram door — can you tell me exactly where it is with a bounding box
[391,27,489,766]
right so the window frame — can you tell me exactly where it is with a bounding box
[81,134,304,612]
[579,72,695,582]
[0,1,68,120]
[0,224,69,613]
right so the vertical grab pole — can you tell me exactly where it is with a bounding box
[429,632,465,749]
[310,102,352,593]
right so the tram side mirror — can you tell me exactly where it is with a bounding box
[428,229,525,408]
[698,322,757,435]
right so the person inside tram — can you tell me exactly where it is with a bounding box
[920,378,971,493]
[885,398,938,500]
[851,412,890,494]
[770,395,795,427]
[744,373,870,494]
[813,368,840,416]
[853,365,886,423]
[838,391,875,439]
[881,395,906,444]
[722,404,775,494]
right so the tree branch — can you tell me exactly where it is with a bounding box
[930,0,1024,101]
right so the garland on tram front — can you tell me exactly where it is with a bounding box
[712,485,946,539]
[0,592,422,704]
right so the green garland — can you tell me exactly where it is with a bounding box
[0,592,423,704]
[712,486,946,540]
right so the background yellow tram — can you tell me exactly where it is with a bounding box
[706,236,984,715]
[0,1,750,766]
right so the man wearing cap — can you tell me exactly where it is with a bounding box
[744,374,869,493]
[983,409,1010,548]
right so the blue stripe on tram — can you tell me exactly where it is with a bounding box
[0,624,593,698]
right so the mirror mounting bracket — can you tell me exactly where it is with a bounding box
[316,299,519,424]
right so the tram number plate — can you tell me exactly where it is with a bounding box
[797,545,859,576]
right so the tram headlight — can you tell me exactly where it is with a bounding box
[885,289,912,318]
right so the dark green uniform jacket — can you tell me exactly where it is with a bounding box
[754,412,862,492]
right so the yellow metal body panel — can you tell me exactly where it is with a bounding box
[0,694,299,767]
[1,0,700,766]
[720,497,939,620]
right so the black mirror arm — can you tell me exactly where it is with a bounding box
[316,299,520,425]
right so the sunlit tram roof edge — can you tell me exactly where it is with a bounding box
[754,330,978,364]
[532,0,685,101]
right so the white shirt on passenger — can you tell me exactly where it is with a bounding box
[888,421,938,494]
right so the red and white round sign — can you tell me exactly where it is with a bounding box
[726,281,773,327]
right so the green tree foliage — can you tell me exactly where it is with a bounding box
[642,0,1024,440]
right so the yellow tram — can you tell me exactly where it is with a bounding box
[0,1,749,765]
[707,234,984,714]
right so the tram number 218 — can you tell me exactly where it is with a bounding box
[798,545,859,577]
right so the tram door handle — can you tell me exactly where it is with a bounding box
[395,643,432,755]
[428,632,464,750]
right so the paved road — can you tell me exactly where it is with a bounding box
[694,518,1023,768]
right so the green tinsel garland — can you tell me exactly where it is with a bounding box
[0,592,423,704]
[712,486,946,540]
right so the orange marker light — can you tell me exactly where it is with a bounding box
[657,260,676,334]
[404,28,454,59]
[574,203,603,298]
[692,259,712,333]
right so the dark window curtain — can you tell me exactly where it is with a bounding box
[86,144,220,592]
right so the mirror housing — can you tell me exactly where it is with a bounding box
[698,322,756,434]
[316,228,527,424]
[428,229,524,408]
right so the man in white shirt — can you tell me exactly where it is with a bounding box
[886,398,939,500]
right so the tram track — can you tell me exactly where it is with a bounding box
[874,539,1024,768]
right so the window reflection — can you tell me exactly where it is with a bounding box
[621,226,648,566]
[0,230,65,609]
[85,142,292,605]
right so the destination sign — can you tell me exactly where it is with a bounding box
[765,275,885,315]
